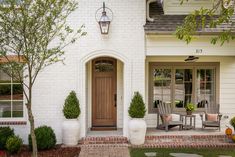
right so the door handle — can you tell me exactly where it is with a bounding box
[114,94,117,107]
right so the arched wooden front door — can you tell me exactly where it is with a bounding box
[92,57,117,130]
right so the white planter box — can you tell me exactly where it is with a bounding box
[62,119,80,146]
[129,118,147,145]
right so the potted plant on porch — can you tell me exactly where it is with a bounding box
[128,92,147,145]
[185,103,196,115]
[62,91,81,146]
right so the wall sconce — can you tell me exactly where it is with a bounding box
[95,2,113,34]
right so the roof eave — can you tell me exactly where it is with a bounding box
[145,30,235,35]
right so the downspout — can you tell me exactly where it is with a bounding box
[146,0,157,22]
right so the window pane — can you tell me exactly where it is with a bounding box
[197,98,208,108]
[175,94,192,108]
[175,84,184,95]
[153,68,171,108]
[153,80,162,95]
[0,101,11,117]
[0,70,11,83]
[0,84,11,100]
[185,95,192,104]
[162,80,171,94]
[95,60,114,72]
[154,69,171,80]
[175,69,192,108]
[153,95,162,108]
[196,69,215,108]
[163,95,171,104]
[175,95,184,108]
[197,69,205,81]
[206,69,214,82]
[206,83,213,94]
[175,99,184,108]
[13,101,23,117]
[205,95,215,106]
[175,69,184,83]
[185,83,192,94]
[184,69,192,81]
[13,84,23,100]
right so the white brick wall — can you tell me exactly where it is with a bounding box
[8,0,146,144]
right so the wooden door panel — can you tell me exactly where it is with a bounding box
[92,58,116,128]
[95,77,112,120]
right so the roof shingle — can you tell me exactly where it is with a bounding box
[145,2,235,34]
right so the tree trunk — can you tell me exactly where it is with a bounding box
[28,105,37,157]
[26,87,38,157]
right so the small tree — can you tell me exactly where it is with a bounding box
[128,92,146,118]
[0,0,86,156]
[176,0,235,45]
[63,91,80,119]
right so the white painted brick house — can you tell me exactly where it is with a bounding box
[1,0,235,144]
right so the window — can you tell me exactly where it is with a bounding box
[94,60,114,72]
[0,70,23,118]
[149,63,219,113]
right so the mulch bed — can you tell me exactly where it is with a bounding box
[0,145,80,157]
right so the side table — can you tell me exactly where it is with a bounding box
[180,114,196,130]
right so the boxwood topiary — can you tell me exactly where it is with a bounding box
[63,91,80,119]
[128,92,146,118]
[6,135,22,154]
[0,127,14,149]
[28,126,56,150]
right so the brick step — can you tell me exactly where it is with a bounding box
[132,135,235,148]
[133,143,235,149]
[145,135,228,143]
[79,136,128,145]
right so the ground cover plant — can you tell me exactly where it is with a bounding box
[130,148,235,157]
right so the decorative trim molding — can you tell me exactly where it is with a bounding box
[0,121,27,125]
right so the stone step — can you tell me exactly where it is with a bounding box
[79,136,128,145]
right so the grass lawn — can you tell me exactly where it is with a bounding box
[130,148,235,157]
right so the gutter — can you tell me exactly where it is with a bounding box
[146,0,157,22]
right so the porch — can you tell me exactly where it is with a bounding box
[86,128,224,137]
[80,128,234,150]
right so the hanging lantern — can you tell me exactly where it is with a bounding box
[96,2,113,35]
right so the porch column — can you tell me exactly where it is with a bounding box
[123,62,132,137]
[77,61,86,138]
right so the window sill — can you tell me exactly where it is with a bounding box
[0,121,27,125]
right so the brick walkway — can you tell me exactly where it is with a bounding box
[78,136,130,157]
[79,145,130,157]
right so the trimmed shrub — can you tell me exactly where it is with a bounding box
[6,135,22,154]
[128,92,146,118]
[63,91,80,119]
[230,116,235,130]
[28,126,56,150]
[0,127,14,149]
